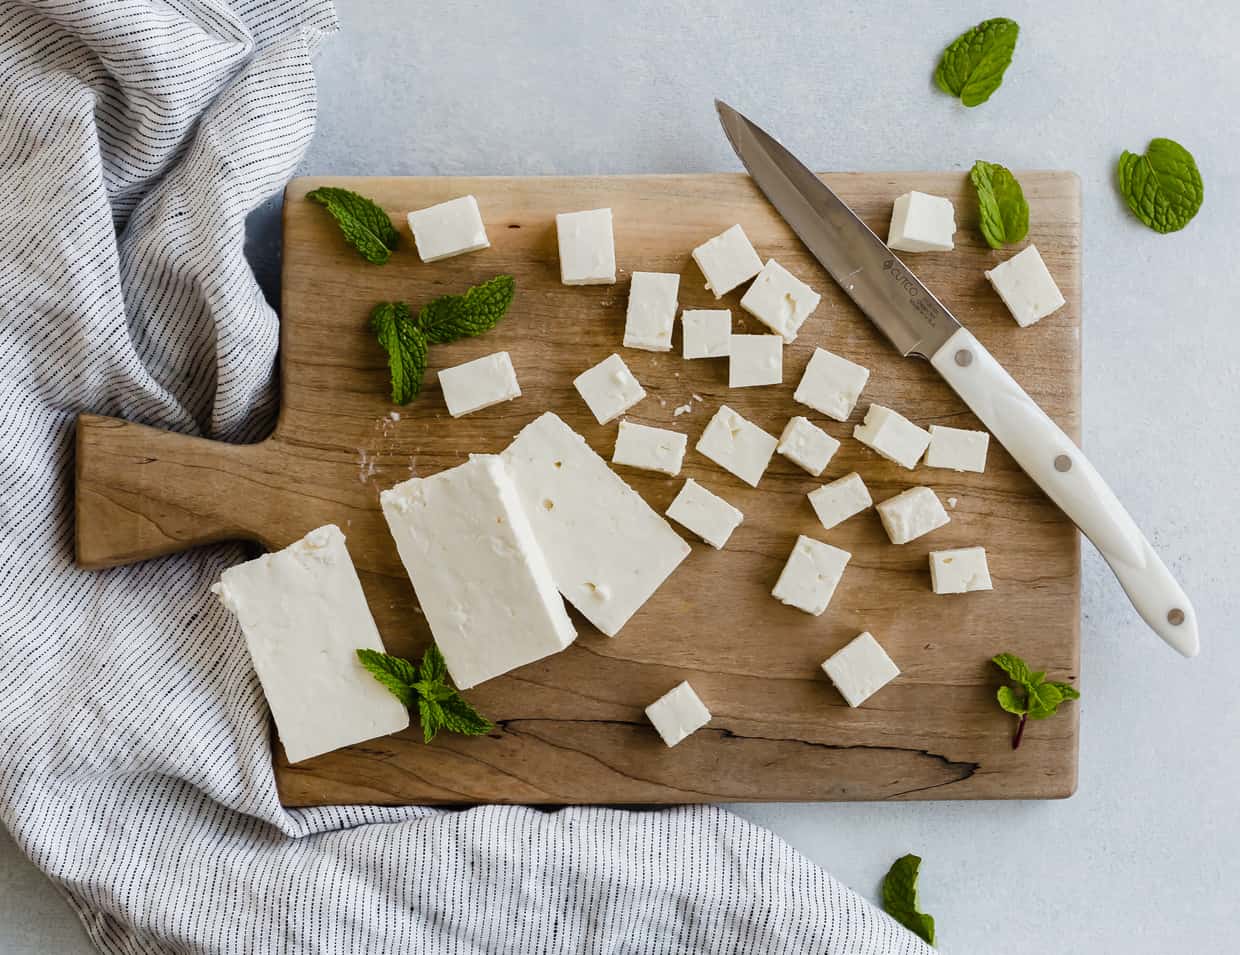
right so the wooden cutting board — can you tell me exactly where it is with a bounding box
[75,172,1081,804]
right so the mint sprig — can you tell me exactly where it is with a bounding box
[357,645,494,743]
[934,17,1019,107]
[1117,138,1204,234]
[307,186,399,264]
[992,652,1080,750]
[882,854,935,946]
[970,160,1029,249]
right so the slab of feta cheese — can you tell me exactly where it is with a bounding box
[984,244,1065,327]
[772,535,851,616]
[645,680,711,747]
[807,472,872,531]
[381,455,575,689]
[211,524,410,764]
[853,404,931,470]
[821,632,900,707]
[612,420,687,476]
[929,546,993,594]
[728,334,783,388]
[502,412,690,637]
[691,224,763,298]
[407,195,489,262]
[794,347,871,422]
[696,405,778,487]
[556,208,616,285]
[682,309,731,359]
[876,486,950,545]
[924,424,989,473]
[665,478,743,549]
[574,353,646,424]
[624,271,679,352]
[437,351,521,417]
[739,259,822,342]
[886,191,956,253]
[777,416,840,476]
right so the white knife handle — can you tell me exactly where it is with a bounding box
[930,327,1199,657]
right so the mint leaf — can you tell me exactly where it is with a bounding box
[1117,138,1204,234]
[1027,682,1064,720]
[438,695,494,737]
[418,697,445,743]
[369,301,428,405]
[1050,681,1081,701]
[418,274,516,345]
[882,854,936,946]
[934,17,1019,107]
[970,161,1029,249]
[992,653,1080,748]
[996,685,1026,716]
[419,643,449,685]
[307,186,399,264]
[356,644,492,743]
[991,652,1031,685]
[356,648,417,708]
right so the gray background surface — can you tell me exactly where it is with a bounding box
[4,1,1236,951]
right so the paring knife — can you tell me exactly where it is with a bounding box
[716,99,1199,657]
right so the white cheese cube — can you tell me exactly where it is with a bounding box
[821,631,899,707]
[739,259,822,342]
[612,420,687,476]
[984,244,1065,327]
[645,680,711,747]
[853,404,931,470]
[772,534,851,616]
[777,416,840,476]
[211,525,411,763]
[876,486,950,545]
[682,309,731,359]
[573,353,646,424]
[556,208,616,285]
[502,413,690,637]
[665,478,743,549]
[886,191,956,253]
[793,347,871,422]
[929,546,993,594]
[624,271,679,352]
[406,195,489,262]
[437,351,521,417]
[924,425,989,473]
[728,334,783,388]
[695,405,778,487]
[691,224,763,298]
[807,472,872,531]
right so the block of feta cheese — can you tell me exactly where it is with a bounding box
[696,405,778,487]
[211,525,410,764]
[665,478,743,549]
[502,412,690,637]
[853,404,931,470]
[437,351,521,417]
[876,486,950,545]
[574,353,646,424]
[612,420,687,476]
[794,347,871,422]
[556,208,616,285]
[777,416,840,476]
[381,456,576,689]
[681,309,731,359]
[728,334,783,388]
[929,546,993,594]
[624,271,679,351]
[924,424,989,473]
[691,224,763,298]
[772,535,851,615]
[886,191,956,253]
[407,195,489,262]
[645,681,711,747]
[984,244,1066,327]
[807,472,872,531]
[739,259,822,342]
[821,632,900,707]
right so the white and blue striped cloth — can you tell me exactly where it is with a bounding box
[0,2,931,951]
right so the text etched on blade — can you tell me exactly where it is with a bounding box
[882,259,940,328]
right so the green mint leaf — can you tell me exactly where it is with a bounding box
[437,695,495,737]
[418,697,445,743]
[934,17,1019,107]
[419,643,449,685]
[370,301,428,405]
[1027,681,1064,720]
[996,684,1027,716]
[1050,681,1081,701]
[306,186,399,264]
[991,652,1031,686]
[417,274,516,345]
[1029,671,1047,687]
[970,161,1030,249]
[881,854,936,946]
[355,648,417,708]
[413,680,455,703]
[1117,138,1204,234]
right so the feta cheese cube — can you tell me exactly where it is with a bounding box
[574,353,646,424]
[777,416,840,476]
[682,309,731,359]
[984,244,1066,327]
[691,224,763,297]
[407,195,489,262]
[695,405,778,487]
[929,546,993,594]
[612,420,687,476]
[645,680,711,747]
[665,478,743,549]
[924,424,989,473]
[886,191,956,253]
[853,404,931,469]
[772,534,851,615]
[739,259,822,342]
[624,271,679,351]
[437,351,520,417]
[876,486,950,545]
[807,472,872,531]
[821,632,900,707]
[556,208,616,285]
[794,347,871,422]
[728,334,783,388]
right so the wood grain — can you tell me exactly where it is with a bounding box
[76,172,1081,804]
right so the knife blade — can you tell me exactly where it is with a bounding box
[716,99,1199,657]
